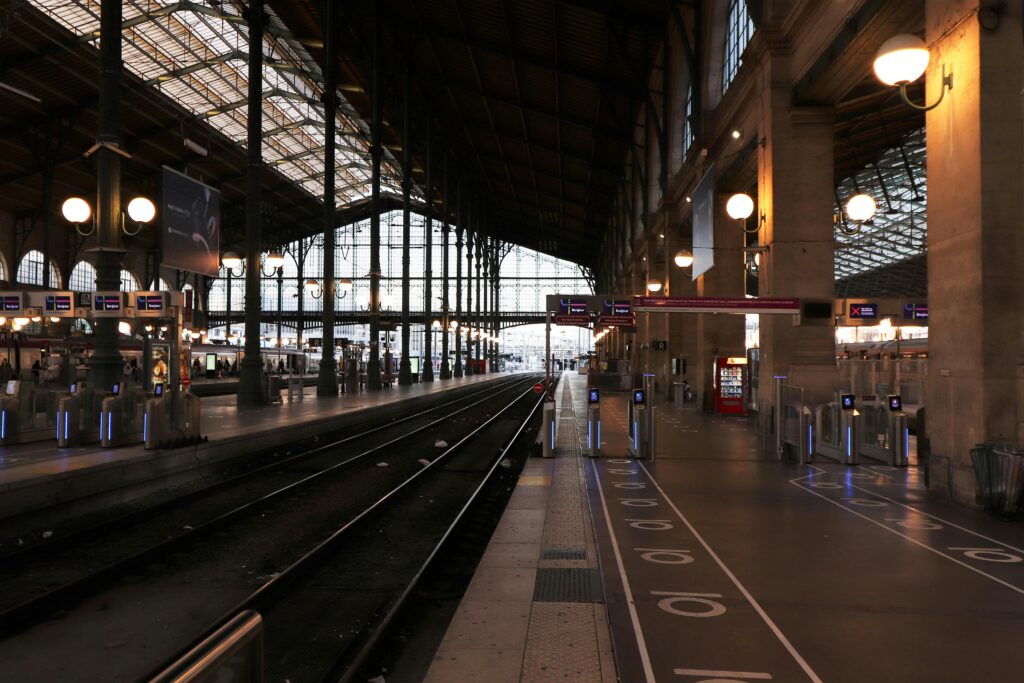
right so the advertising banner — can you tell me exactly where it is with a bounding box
[691,165,715,280]
[161,166,220,277]
[633,296,800,314]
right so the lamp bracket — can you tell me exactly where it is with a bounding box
[898,64,952,112]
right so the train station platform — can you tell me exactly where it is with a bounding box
[431,374,1024,682]
[0,373,514,533]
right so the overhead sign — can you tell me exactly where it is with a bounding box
[691,165,715,279]
[44,292,75,318]
[92,292,125,317]
[553,314,592,327]
[903,303,928,320]
[559,298,589,315]
[161,166,220,277]
[633,296,800,314]
[848,303,878,320]
[0,292,26,313]
[603,299,631,316]
[598,314,635,327]
[134,291,170,318]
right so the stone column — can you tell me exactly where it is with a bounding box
[695,196,745,410]
[924,0,1024,502]
[756,95,838,410]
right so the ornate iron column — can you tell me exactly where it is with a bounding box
[440,152,451,380]
[453,182,463,378]
[316,0,339,396]
[89,0,125,391]
[237,0,267,405]
[398,54,412,386]
[464,211,473,376]
[421,123,434,382]
[366,10,383,390]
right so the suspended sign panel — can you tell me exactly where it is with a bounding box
[161,166,220,277]
[691,166,715,280]
[553,314,592,327]
[633,296,800,314]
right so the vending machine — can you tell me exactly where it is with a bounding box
[714,356,748,415]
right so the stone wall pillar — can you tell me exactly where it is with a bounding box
[925,0,1024,502]
[756,90,838,411]
[695,196,745,409]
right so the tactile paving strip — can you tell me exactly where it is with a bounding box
[540,548,587,561]
[532,567,604,603]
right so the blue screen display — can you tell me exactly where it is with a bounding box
[588,388,599,403]
[633,389,645,405]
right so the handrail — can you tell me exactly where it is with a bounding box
[149,610,263,683]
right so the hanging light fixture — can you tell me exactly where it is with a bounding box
[673,249,694,268]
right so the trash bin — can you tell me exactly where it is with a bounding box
[971,444,1024,517]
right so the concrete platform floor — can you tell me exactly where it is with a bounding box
[434,375,1024,682]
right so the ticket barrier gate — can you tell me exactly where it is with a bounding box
[777,400,815,465]
[0,381,59,446]
[857,396,909,467]
[56,383,106,447]
[144,386,203,450]
[629,388,654,460]
[814,393,860,465]
[101,383,147,448]
[586,388,601,458]
[541,399,556,458]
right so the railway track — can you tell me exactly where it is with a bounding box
[0,376,542,673]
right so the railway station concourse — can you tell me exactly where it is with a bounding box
[0,1,1021,681]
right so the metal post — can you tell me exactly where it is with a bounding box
[481,234,488,373]
[422,123,434,382]
[316,0,338,396]
[366,10,382,391]
[398,54,412,386]
[475,229,483,372]
[545,311,551,381]
[89,0,125,391]
[453,183,463,378]
[464,217,473,376]
[440,154,451,380]
[774,376,784,460]
[237,0,267,405]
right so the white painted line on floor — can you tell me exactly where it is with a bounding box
[675,669,772,680]
[591,460,657,683]
[639,462,822,683]
[844,483,1024,554]
[789,475,1024,596]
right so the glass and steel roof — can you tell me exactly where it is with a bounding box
[834,127,926,282]
[30,0,403,206]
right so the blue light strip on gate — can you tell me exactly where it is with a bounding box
[905,428,910,462]
[107,411,113,441]
[99,411,104,442]
[846,426,852,460]
[64,411,69,441]
[597,421,601,449]
[633,421,638,452]
[587,421,592,449]
[143,413,148,442]
[56,413,61,440]
[1,409,6,440]
[808,424,813,456]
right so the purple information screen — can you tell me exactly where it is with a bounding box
[136,295,164,311]
[0,295,22,311]
[904,303,928,320]
[604,299,631,316]
[560,298,588,315]
[94,294,122,312]
[45,295,72,312]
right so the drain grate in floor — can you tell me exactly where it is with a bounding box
[540,548,587,561]
[532,567,603,603]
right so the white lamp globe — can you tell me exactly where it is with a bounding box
[449,320,459,330]
[726,193,755,220]
[874,34,929,86]
[674,249,694,268]
[222,251,242,269]
[304,278,320,294]
[337,277,353,291]
[432,319,442,329]
[61,197,92,224]
[846,193,877,223]
[646,281,663,293]
[264,252,285,270]
[126,196,157,223]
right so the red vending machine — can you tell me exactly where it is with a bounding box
[714,356,748,415]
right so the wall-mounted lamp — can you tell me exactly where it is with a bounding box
[646,280,663,293]
[222,251,244,276]
[840,193,877,235]
[62,195,156,237]
[743,245,768,278]
[726,192,763,235]
[673,249,694,268]
[874,34,952,111]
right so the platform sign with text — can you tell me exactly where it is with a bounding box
[848,302,878,320]
[633,296,800,315]
[44,292,75,318]
[599,298,635,327]
[559,298,589,315]
[903,303,928,320]
[553,314,592,327]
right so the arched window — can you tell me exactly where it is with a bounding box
[69,261,98,292]
[723,0,754,93]
[16,250,61,287]
[682,86,694,155]
[0,251,7,284]
[151,278,172,291]
[120,269,141,292]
